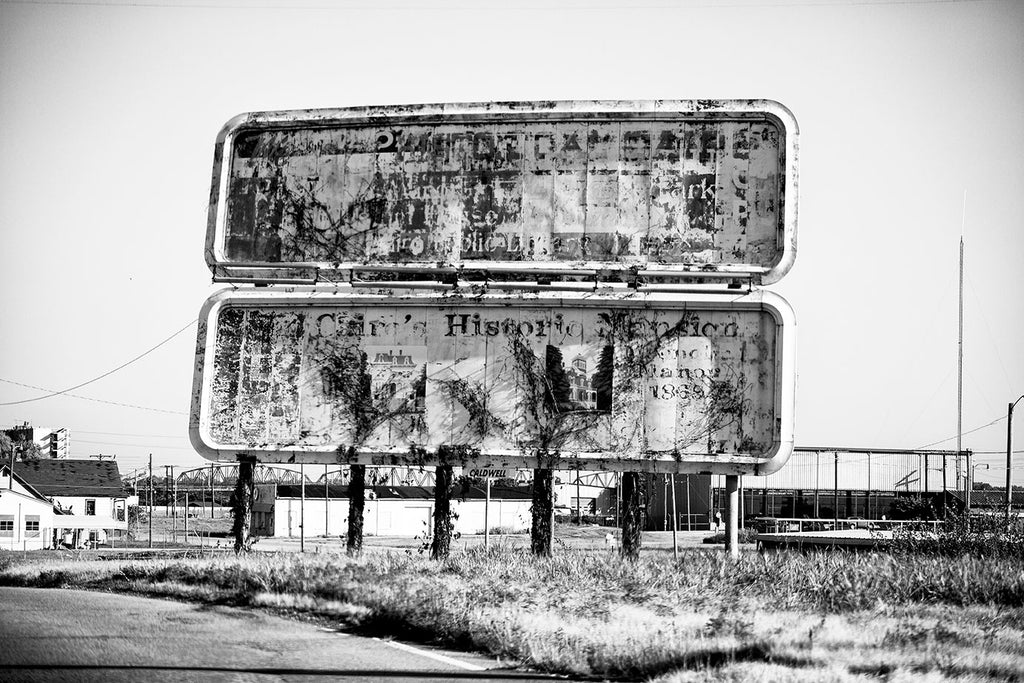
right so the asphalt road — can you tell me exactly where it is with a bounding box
[0,587,562,682]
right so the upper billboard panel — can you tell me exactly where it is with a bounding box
[207,100,798,284]
[189,287,795,475]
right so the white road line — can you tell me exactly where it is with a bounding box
[375,637,487,671]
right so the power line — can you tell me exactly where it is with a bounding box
[0,379,187,415]
[75,438,195,450]
[0,318,196,407]
[916,415,1007,449]
[75,429,187,439]
[971,450,1024,455]
[0,0,992,9]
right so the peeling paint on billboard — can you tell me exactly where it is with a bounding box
[190,289,795,474]
[207,100,798,282]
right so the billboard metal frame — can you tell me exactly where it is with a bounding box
[205,99,798,285]
[189,286,795,475]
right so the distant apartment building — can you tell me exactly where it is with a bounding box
[3,422,70,459]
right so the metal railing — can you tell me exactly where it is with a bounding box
[754,517,944,534]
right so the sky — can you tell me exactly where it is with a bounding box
[1,0,1022,486]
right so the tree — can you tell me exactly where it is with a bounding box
[544,345,574,413]
[0,433,42,463]
[593,344,614,411]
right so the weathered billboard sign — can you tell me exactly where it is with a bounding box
[207,100,798,284]
[190,288,795,474]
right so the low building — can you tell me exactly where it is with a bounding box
[251,483,532,538]
[0,465,56,550]
[3,422,69,459]
[14,459,128,547]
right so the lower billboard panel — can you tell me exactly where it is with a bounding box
[190,288,794,474]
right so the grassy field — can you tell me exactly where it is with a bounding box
[2,541,1023,682]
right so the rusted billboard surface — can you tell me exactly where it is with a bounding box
[190,289,795,474]
[208,100,798,283]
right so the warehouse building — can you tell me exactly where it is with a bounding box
[250,483,532,538]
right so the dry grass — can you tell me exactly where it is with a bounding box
[1,546,1023,681]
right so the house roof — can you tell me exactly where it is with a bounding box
[0,464,51,503]
[13,459,125,498]
[957,490,1024,508]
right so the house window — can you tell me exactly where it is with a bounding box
[0,516,13,536]
[85,500,96,516]
[25,516,40,538]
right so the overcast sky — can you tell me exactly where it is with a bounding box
[1,0,1021,484]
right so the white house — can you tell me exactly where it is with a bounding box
[0,465,56,551]
[14,459,128,547]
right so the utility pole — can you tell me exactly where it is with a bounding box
[575,469,581,525]
[670,473,678,561]
[484,476,491,549]
[1008,396,1024,524]
[170,465,177,543]
[685,474,691,531]
[209,463,215,519]
[965,450,972,522]
[957,212,965,519]
[300,463,305,553]
[833,452,839,525]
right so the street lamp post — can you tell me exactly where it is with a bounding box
[1007,395,1024,524]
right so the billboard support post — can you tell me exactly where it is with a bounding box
[431,465,455,560]
[232,459,255,553]
[621,472,641,561]
[531,469,553,556]
[725,475,739,560]
[346,463,365,555]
